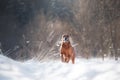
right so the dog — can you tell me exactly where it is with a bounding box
[60,34,75,64]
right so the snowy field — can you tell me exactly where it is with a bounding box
[0,55,120,80]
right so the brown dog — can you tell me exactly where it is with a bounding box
[60,34,75,64]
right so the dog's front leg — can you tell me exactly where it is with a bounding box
[65,57,70,63]
[60,54,65,62]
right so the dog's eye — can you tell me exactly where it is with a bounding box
[63,35,69,38]
[63,35,66,37]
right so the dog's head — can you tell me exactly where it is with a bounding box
[62,34,70,43]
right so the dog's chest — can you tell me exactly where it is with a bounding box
[62,42,71,49]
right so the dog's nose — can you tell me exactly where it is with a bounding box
[65,37,67,41]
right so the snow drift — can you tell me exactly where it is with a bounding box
[0,54,120,80]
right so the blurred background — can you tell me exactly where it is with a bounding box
[0,0,120,61]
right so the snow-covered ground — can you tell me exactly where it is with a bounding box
[0,55,120,80]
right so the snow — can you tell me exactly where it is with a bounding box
[0,55,120,80]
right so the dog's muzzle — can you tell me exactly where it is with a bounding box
[63,37,69,42]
